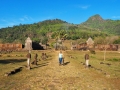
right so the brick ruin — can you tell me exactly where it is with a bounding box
[0,43,22,54]
[0,43,22,51]
[71,37,120,51]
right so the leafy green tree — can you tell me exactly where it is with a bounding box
[113,38,120,44]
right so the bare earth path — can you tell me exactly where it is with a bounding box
[0,50,119,90]
[28,50,117,90]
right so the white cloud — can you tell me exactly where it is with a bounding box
[19,15,33,21]
[0,15,34,28]
[77,5,91,9]
[80,5,90,9]
[112,16,120,19]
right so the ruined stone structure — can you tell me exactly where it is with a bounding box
[86,37,94,49]
[24,37,32,50]
[71,44,77,50]
[76,43,88,50]
[71,37,120,51]
[75,43,119,51]
[0,43,22,51]
[95,44,119,51]
[71,42,77,50]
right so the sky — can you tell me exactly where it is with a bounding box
[0,0,120,28]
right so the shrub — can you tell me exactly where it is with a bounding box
[89,48,96,54]
[7,55,11,57]
[108,58,120,62]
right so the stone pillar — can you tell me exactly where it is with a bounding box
[24,37,32,50]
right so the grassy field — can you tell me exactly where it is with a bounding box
[0,50,120,90]
[65,50,120,77]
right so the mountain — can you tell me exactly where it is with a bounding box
[0,19,82,44]
[0,15,120,44]
[81,14,120,35]
[0,19,69,44]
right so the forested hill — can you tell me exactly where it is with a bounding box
[0,15,120,44]
[81,14,120,35]
[0,19,69,44]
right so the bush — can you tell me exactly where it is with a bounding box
[108,58,120,62]
[7,55,11,57]
[89,48,96,54]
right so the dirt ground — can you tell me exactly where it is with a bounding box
[0,50,120,90]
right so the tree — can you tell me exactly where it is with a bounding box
[113,37,120,44]
[103,36,115,61]
[54,30,67,50]
[94,36,117,61]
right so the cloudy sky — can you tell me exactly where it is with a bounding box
[0,0,119,28]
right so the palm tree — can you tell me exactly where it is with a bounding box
[54,30,67,50]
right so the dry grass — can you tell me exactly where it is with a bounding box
[66,50,120,77]
[0,50,120,90]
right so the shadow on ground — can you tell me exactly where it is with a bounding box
[31,62,49,69]
[0,59,26,64]
[63,61,70,66]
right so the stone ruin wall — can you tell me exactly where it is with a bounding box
[0,43,22,51]
[76,43,119,51]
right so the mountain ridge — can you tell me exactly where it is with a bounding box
[0,14,120,44]
[81,14,120,35]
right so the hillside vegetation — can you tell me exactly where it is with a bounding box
[0,14,120,45]
[81,14,120,35]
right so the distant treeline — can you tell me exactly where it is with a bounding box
[0,15,120,45]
